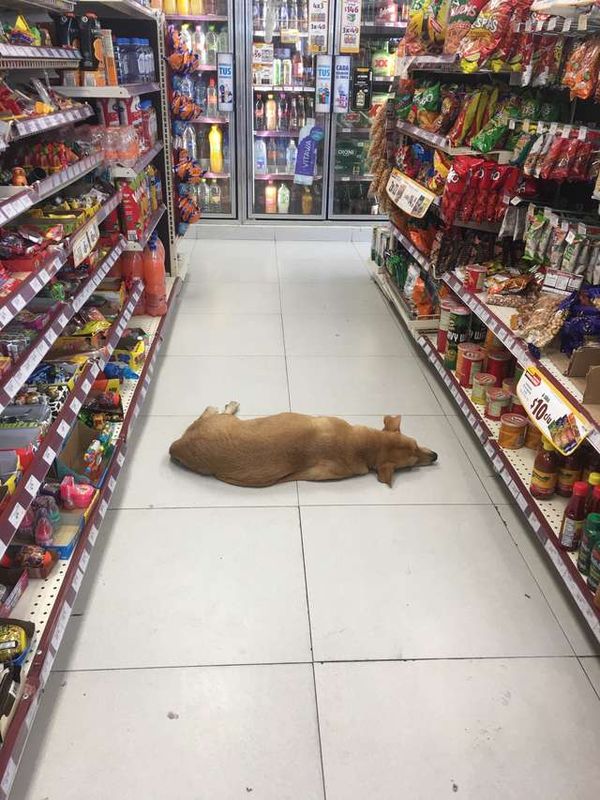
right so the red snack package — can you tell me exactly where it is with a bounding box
[569,139,593,181]
[539,135,568,179]
[562,39,589,91]
[443,0,487,56]
[458,0,529,73]
[458,163,484,221]
[473,161,495,223]
[549,137,580,181]
[441,156,483,225]
[495,166,519,221]
[571,36,600,100]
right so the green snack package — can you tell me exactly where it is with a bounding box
[520,93,540,121]
[470,117,508,153]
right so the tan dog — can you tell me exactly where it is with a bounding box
[169,402,437,487]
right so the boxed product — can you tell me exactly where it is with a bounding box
[0,568,28,618]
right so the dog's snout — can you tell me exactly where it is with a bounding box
[430,451,438,463]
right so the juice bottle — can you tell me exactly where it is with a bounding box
[277,182,290,213]
[265,180,277,213]
[143,233,167,316]
[301,185,313,214]
[265,94,277,131]
[120,251,145,314]
[163,0,177,12]
[530,438,559,500]
[558,481,588,551]
[582,445,600,482]
[190,0,204,12]
[208,124,223,173]
[579,513,600,575]
[177,0,191,13]
[556,450,583,497]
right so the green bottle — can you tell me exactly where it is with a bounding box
[577,512,600,575]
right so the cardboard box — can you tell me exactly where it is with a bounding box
[0,569,28,618]
[56,421,114,489]
[566,345,600,404]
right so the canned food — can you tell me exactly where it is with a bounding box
[498,413,528,449]
[437,299,456,355]
[458,347,485,388]
[485,387,511,420]
[464,264,487,292]
[469,315,487,345]
[444,305,471,370]
[487,349,513,386]
[471,372,496,405]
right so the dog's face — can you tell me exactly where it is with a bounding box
[376,415,438,486]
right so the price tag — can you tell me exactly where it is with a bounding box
[82,378,91,394]
[43,446,56,465]
[51,601,72,651]
[71,568,83,593]
[547,15,557,30]
[88,523,99,545]
[563,16,572,30]
[40,652,55,687]
[0,306,11,326]
[578,126,588,141]
[561,125,571,139]
[11,293,26,312]
[117,451,125,467]
[70,397,82,414]
[517,366,592,455]
[386,169,436,218]
[80,550,90,572]
[30,277,42,294]
[549,121,558,135]
[108,476,116,492]
[57,419,70,439]
[25,474,41,496]
[8,503,25,529]
[99,499,108,518]
[1,758,16,795]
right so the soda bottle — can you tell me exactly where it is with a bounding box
[285,139,297,172]
[255,93,265,130]
[120,251,145,314]
[558,481,588,551]
[265,94,277,130]
[278,94,288,130]
[208,124,223,173]
[206,77,218,115]
[289,95,298,129]
[280,0,289,29]
[267,138,277,171]
[142,233,167,316]
[292,52,303,85]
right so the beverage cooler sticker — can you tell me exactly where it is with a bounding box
[352,67,371,111]
[339,0,361,54]
[315,54,332,113]
[308,0,328,53]
[517,366,592,456]
[333,55,351,114]
[294,122,324,186]
[217,53,234,112]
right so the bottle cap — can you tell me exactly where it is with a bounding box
[542,438,555,452]
[573,481,589,497]
[589,472,600,486]
[586,512,600,533]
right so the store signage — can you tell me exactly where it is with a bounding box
[308,0,328,53]
[339,0,361,54]
[517,366,591,455]
[352,67,372,111]
[217,53,234,112]
[315,54,332,113]
[333,55,351,114]
[385,168,436,218]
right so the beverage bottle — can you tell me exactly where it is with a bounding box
[277,138,287,169]
[273,57,282,86]
[218,29,229,52]
[179,75,194,99]
[120,251,145,314]
[292,52,303,85]
[209,179,221,211]
[578,512,600,575]
[265,93,277,130]
[530,438,559,500]
[586,472,600,513]
[205,25,218,65]
[278,94,288,130]
[190,0,204,12]
[260,0,268,28]
[265,180,277,212]
[301,185,313,214]
[267,138,277,171]
[206,77,218,115]
[177,0,191,14]
[558,481,589,551]
[299,0,308,30]
[136,38,147,81]
[163,0,177,11]
[198,178,210,211]
[115,37,131,83]
[254,138,267,174]
[143,234,167,316]
[253,0,261,28]
[289,95,298,129]
[582,445,600,481]
[193,25,205,58]
[305,95,314,118]
[557,450,583,497]
[179,24,193,52]
[280,0,289,29]
[304,54,314,86]
[297,94,305,127]
[208,124,223,173]
[182,123,197,160]
[277,182,290,213]
[282,56,292,85]
[144,38,156,81]
[285,139,297,172]
[289,0,298,28]
[255,93,265,130]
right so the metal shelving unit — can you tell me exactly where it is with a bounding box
[55,82,161,98]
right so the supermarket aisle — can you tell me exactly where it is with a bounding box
[11,238,600,799]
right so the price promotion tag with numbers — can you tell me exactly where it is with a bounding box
[517,366,591,455]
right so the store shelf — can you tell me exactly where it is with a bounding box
[189,115,229,125]
[254,173,321,180]
[167,13,228,20]
[253,29,309,37]
[361,19,407,31]
[416,333,600,642]
[336,174,374,182]
[0,44,80,70]
[123,203,166,250]
[76,0,158,18]
[396,120,511,159]
[1,0,74,12]
[55,82,160,99]
[109,141,164,179]
[10,105,93,141]
[372,267,438,332]
[0,152,104,228]
[253,84,314,93]
[390,222,431,272]
[254,129,300,137]
[0,277,181,800]
[202,171,230,179]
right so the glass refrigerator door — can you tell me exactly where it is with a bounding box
[246,0,330,219]
[327,0,407,219]
[166,1,237,222]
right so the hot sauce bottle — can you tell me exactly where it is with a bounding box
[530,438,559,500]
[558,481,588,551]
[556,450,583,497]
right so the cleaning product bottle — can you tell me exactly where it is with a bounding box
[265,180,277,213]
[208,124,223,173]
[143,233,167,316]
[277,182,290,213]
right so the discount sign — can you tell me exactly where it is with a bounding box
[517,365,592,455]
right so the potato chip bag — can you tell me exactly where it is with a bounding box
[405,0,433,55]
[458,0,528,74]
[447,89,481,146]
[444,0,487,56]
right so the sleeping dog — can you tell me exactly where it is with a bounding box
[169,402,437,487]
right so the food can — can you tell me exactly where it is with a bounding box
[458,347,485,388]
[444,305,471,370]
[464,264,487,292]
[436,299,456,355]
[498,413,528,449]
[511,394,526,416]
[469,315,487,345]
[484,329,503,352]
[485,387,511,420]
[487,349,513,386]
[471,372,496,405]
[525,423,542,450]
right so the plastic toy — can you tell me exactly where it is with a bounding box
[83,426,111,479]
[60,476,95,510]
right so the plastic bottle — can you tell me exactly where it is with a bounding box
[143,38,155,81]
[301,185,313,214]
[265,94,277,130]
[277,182,290,213]
[280,0,289,29]
[180,24,193,52]
[278,94,288,130]
[254,138,267,175]
[255,93,265,130]
[586,472,600,513]
[208,124,223,173]
[265,180,277,212]
[557,450,583,497]
[289,95,298,128]
[190,0,204,13]
[530,438,559,500]
[578,512,600,575]
[589,535,600,593]
[267,139,277,171]
[114,37,130,84]
[120,251,145,314]
[282,57,292,86]
[177,0,191,14]
[289,0,298,28]
[285,139,297,173]
[205,25,218,65]
[218,29,228,52]
[273,57,282,86]
[182,123,197,160]
[209,179,221,212]
[163,0,177,12]
[143,233,167,316]
[558,481,588,551]
[206,78,218,115]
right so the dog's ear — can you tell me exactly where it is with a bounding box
[376,462,395,487]
[383,415,401,432]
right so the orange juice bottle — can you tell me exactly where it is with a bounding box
[142,233,167,316]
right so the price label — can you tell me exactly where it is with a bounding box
[517,366,591,455]
[25,475,41,496]
[72,219,99,268]
[88,524,99,545]
[80,550,90,572]
[71,568,83,593]
[0,306,11,326]
[386,169,436,218]
[11,293,26,312]
[51,601,72,651]
[43,446,56,465]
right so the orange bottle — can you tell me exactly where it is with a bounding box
[119,251,145,314]
[142,233,167,316]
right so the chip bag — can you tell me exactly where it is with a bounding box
[447,89,481,146]
[444,0,487,56]
[458,0,528,74]
[405,0,434,55]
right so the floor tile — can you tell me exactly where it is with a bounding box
[580,657,600,697]
[144,355,289,416]
[496,503,600,657]
[178,281,281,314]
[418,356,459,416]
[57,508,310,669]
[302,505,570,660]
[12,665,324,800]
[352,241,371,261]
[315,659,600,800]
[283,313,410,356]
[278,258,369,283]
[288,357,443,416]
[164,313,284,356]
[110,414,298,509]
[296,416,489,506]
[276,241,362,263]
[189,240,278,282]
[281,281,386,315]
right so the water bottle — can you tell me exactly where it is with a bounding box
[115,37,130,84]
[143,38,155,81]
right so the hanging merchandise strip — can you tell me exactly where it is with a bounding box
[0,279,181,800]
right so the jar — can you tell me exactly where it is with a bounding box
[524,423,542,450]
[485,387,511,420]
[498,413,528,449]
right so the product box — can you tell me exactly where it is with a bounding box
[0,568,28,618]
[99,29,118,86]
[334,141,367,174]
[56,421,113,489]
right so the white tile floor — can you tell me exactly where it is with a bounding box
[11,239,600,800]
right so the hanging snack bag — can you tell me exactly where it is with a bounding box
[458,0,526,74]
[430,84,460,134]
[444,0,487,56]
[442,155,483,225]
[458,162,484,221]
[447,89,481,146]
[405,0,434,55]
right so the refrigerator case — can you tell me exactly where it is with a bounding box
[166,4,238,226]
[328,0,407,219]
[246,0,331,219]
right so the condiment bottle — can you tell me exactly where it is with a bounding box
[588,536,600,593]
[577,512,600,575]
[556,450,583,497]
[582,447,600,482]
[586,484,600,517]
[530,438,559,500]
[586,472,600,512]
[558,481,588,551]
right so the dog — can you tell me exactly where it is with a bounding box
[169,403,437,488]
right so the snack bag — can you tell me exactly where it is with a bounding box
[562,39,588,92]
[458,0,528,74]
[570,36,600,100]
[444,0,487,56]
[538,135,568,180]
[405,0,433,55]
[429,84,460,134]
[470,116,508,153]
[458,162,484,221]
[442,155,483,224]
[447,89,481,146]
